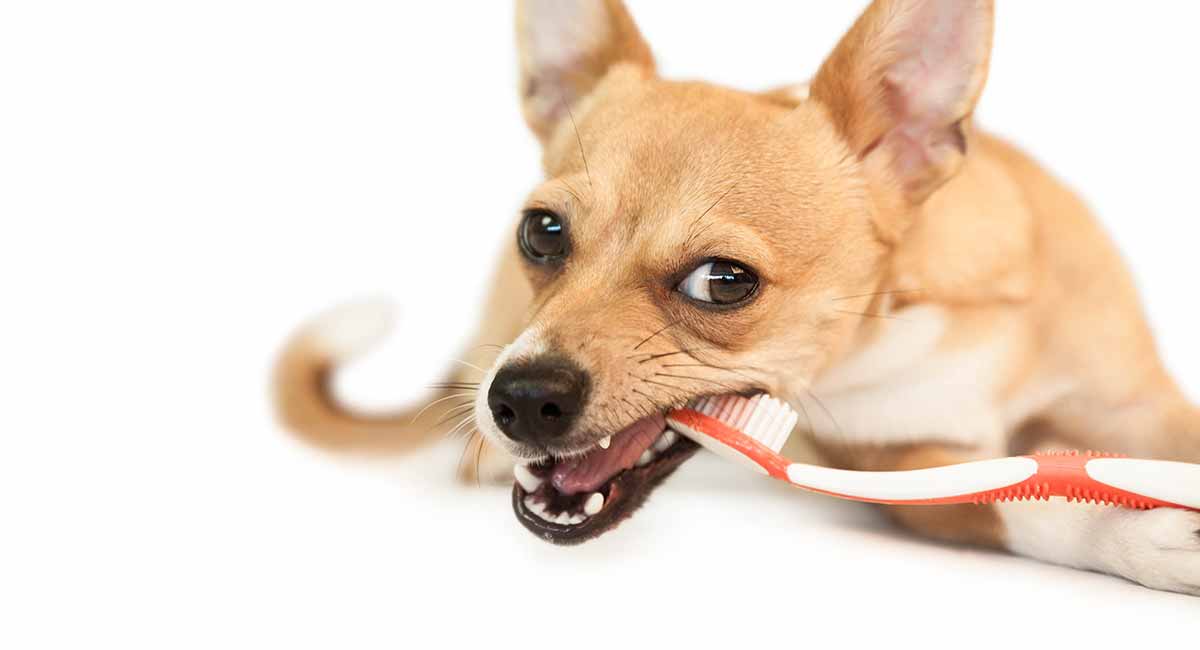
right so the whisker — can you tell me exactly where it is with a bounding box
[565,104,592,192]
[474,433,485,488]
[832,289,925,302]
[638,377,695,398]
[835,309,911,322]
[435,403,477,429]
[619,396,650,421]
[630,387,658,407]
[560,179,585,204]
[652,373,739,392]
[633,320,681,351]
[804,387,844,439]
[684,102,808,246]
[684,185,738,248]
[457,432,475,478]
[631,347,717,363]
[410,392,476,425]
[793,395,814,437]
[452,359,488,374]
[428,382,480,391]
[659,361,763,379]
[446,414,478,440]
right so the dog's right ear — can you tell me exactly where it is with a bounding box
[516,0,656,144]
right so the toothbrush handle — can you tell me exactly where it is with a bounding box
[783,452,1200,511]
[665,408,1200,511]
[978,453,1200,511]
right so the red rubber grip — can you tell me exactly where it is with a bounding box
[969,451,1188,510]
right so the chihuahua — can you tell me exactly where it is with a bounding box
[274,0,1200,595]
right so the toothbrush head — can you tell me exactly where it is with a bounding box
[666,394,800,479]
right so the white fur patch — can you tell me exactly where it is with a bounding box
[314,298,416,415]
[807,306,1009,451]
[999,500,1200,595]
[785,82,811,102]
[308,298,395,361]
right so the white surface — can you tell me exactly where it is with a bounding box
[3,1,1200,648]
[1088,458,1200,510]
[785,457,1038,501]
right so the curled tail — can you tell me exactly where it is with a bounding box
[272,299,456,454]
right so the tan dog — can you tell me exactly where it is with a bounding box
[275,0,1200,595]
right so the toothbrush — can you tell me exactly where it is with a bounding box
[665,394,1200,512]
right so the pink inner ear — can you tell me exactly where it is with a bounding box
[865,0,988,194]
[883,0,982,129]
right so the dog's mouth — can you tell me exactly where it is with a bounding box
[511,411,701,545]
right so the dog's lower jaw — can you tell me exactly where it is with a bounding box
[512,435,700,545]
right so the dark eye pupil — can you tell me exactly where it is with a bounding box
[521,211,566,260]
[707,262,757,304]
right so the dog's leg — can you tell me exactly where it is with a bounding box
[273,246,530,484]
[994,388,1200,594]
[997,496,1200,595]
[821,441,1200,594]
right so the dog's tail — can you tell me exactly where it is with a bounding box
[272,299,461,454]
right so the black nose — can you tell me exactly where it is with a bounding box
[487,357,588,446]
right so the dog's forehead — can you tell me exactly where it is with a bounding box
[542,79,865,262]
[553,79,784,195]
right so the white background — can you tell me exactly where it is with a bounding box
[3,1,1199,648]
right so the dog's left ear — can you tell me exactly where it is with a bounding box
[516,0,656,144]
[812,0,994,205]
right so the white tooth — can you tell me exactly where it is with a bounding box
[569,514,586,525]
[524,496,545,515]
[556,512,572,525]
[598,435,612,450]
[584,492,604,515]
[513,464,544,493]
[653,430,677,453]
[636,449,655,466]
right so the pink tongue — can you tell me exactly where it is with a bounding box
[550,414,666,495]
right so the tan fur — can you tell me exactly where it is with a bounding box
[274,0,1200,590]
[273,243,532,466]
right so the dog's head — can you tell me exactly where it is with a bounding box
[476,0,994,543]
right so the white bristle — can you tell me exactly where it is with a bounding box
[773,410,798,451]
[737,394,761,430]
[727,398,748,430]
[718,398,736,422]
[744,398,770,441]
[767,403,794,451]
[683,393,797,454]
[763,399,784,445]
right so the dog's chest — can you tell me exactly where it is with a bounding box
[802,306,1013,452]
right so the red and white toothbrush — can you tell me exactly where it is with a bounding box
[666,394,1200,512]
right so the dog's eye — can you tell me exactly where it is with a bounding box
[677,260,759,306]
[519,209,567,262]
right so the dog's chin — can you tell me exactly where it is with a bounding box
[510,413,702,545]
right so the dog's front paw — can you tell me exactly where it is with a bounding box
[1099,508,1200,595]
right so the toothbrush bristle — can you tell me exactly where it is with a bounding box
[686,394,797,453]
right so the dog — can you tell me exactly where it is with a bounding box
[274,0,1200,595]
